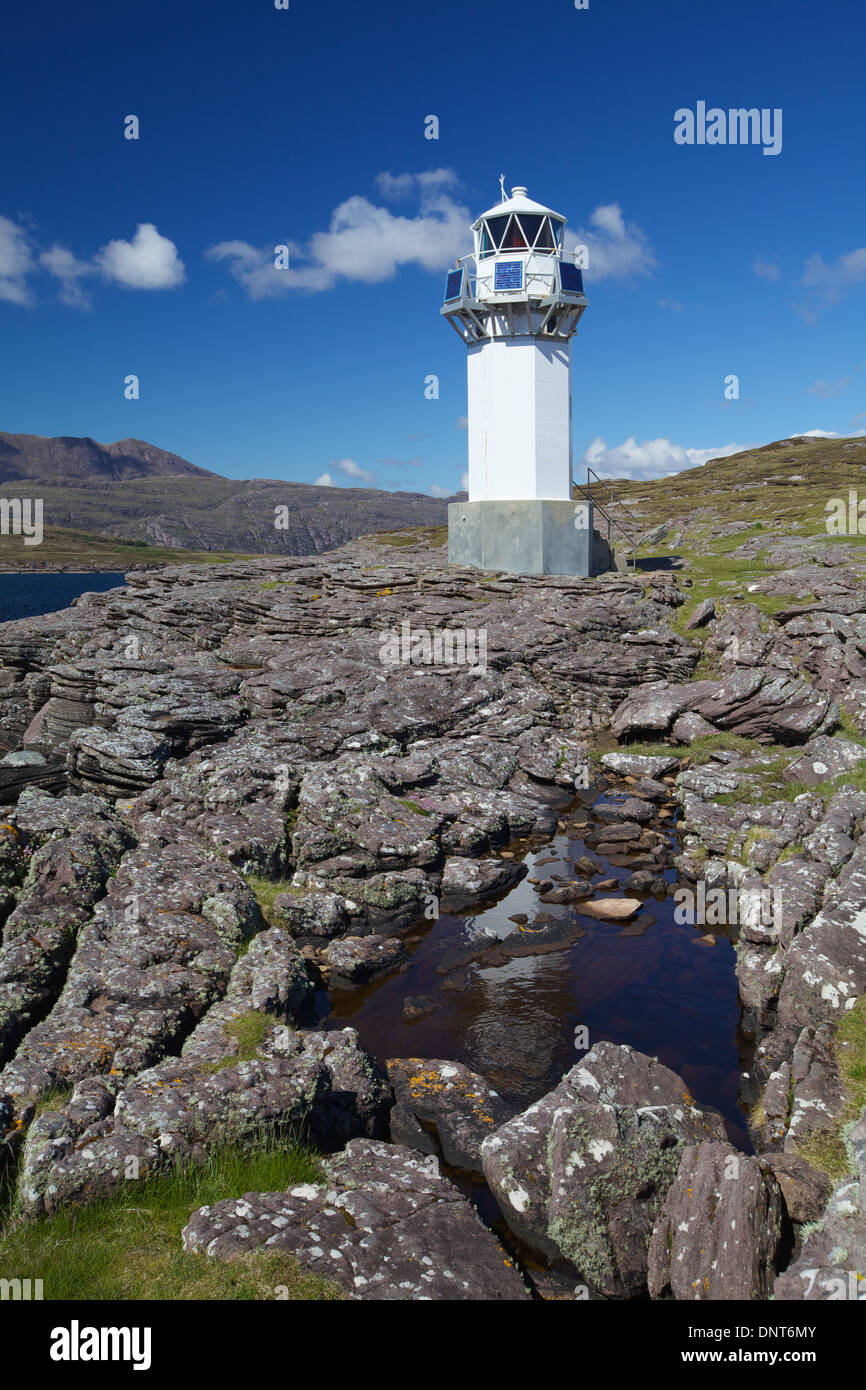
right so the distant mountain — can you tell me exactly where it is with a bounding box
[0,431,456,561]
[0,432,215,484]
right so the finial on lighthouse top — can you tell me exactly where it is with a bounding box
[499,173,507,202]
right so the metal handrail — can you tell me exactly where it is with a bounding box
[582,466,638,570]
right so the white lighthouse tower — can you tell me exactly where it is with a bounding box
[443,183,606,576]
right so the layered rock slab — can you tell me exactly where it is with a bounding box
[181,1138,530,1301]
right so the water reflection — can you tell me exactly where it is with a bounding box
[325,794,752,1151]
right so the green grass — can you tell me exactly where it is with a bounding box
[368,524,448,549]
[202,1011,275,1072]
[0,525,253,571]
[245,875,295,926]
[0,1135,342,1301]
[794,996,866,1181]
[614,732,775,766]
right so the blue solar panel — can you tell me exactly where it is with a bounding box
[494,259,524,292]
[560,262,584,295]
[444,268,464,302]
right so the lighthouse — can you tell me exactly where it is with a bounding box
[443,183,608,576]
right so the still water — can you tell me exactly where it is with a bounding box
[0,572,126,624]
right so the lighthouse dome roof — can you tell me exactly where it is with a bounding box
[472,185,566,228]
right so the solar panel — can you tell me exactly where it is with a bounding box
[444,268,464,302]
[494,260,524,292]
[559,262,584,295]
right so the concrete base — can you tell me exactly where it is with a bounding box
[448,499,613,577]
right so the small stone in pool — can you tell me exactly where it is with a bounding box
[508,913,528,925]
[402,995,438,1023]
[573,855,602,876]
[579,897,642,921]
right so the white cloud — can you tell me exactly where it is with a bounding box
[568,204,656,281]
[97,223,185,290]
[208,170,469,300]
[0,216,35,305]
[428,483,451,497]
[791,428,840,439]
[314,472,334,486]
[457,416,468,430]
[375,169,458,200]
[40,244,96,308]
[657,298,684,312]
[334,458,374,483]
[753,259,781,282]
[807,377,851,399]
[801,247,866,302]
[0,217,185,307]
[205,239,325,298]
[460,472,469,491]
[309,187,467,284]
[583,436,758,481]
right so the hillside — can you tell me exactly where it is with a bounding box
[0,430,453,567]
[584,434,866,553]
[0,432,215,483]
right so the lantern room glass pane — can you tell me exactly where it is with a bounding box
[501,216,528,249]
[478,224,494,258]
[517,214,544,246]
[551,219,564,247]
[485,215,510,249]
[534,217,555,249]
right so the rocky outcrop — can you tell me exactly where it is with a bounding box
[648,1142,784,1299]
[181,1138,530,1300]
[480,1042,727,1298]
[2,525,866,1303]
[387,1058,514,1175]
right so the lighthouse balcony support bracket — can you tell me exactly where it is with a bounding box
[447,498,614,578]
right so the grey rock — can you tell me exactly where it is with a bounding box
[182,1138,531,1300]
[480,1042,728,1298]
[386,1057,514,1175]
[326,934,408,983]
[648,1142,784,1300]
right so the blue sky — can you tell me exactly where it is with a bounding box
[1,0,864,491]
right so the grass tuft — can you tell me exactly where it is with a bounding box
[0,1134,341,1301]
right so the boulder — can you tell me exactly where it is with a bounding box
[648,1142,784,1299]
[326,934,408,983]
[774,1176,866,1301]
[759,1152,832,1224]
[480,1042,727,1298]
[182,1139,531,1301]
[783,735,865,787]
[387,1058,514,1175]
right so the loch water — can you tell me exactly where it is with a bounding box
[0,572,127,625]
[323,788,752,1153]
